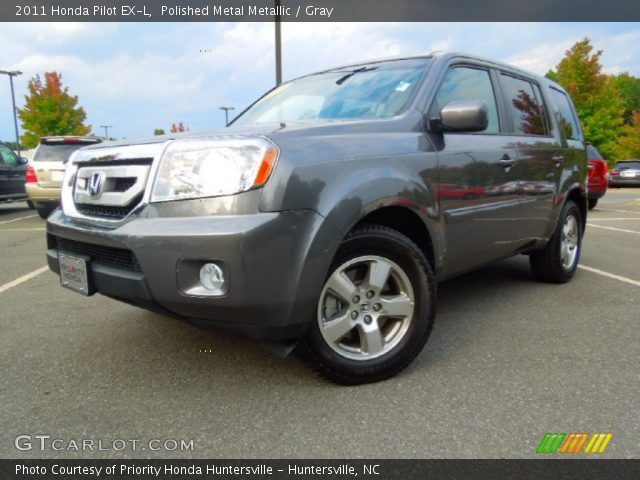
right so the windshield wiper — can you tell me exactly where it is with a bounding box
[335,66,377,85]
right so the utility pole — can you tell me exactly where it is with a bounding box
[0,70,23,159]
[100,125,112,139]
[275,0,282,85]
[219,106,235,126]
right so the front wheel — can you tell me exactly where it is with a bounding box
[530,200,582,283]
[36,204,56,219]
[300,224,436,385]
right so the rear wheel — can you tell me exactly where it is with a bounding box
[530,200,582,283]
[300,224,436,385]
[588,198,598,210]
[26,200,35,210]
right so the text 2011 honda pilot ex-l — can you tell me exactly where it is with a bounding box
[46,52,587,384]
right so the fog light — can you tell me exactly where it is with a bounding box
[199,263,225,293]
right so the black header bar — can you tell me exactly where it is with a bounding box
[6,0,640,22]
[2,459,640,480]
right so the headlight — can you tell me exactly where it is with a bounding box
[151,137,278,202]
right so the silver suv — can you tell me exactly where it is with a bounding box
[46,52,587,384]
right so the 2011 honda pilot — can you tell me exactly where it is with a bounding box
[46,52,587,384]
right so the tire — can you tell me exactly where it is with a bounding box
[36,204,56,219]
[300,224,436,385]
[588,198,598,210]
[529,200,582,283]
[26,200,35,210]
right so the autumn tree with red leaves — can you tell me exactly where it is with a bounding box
[18,71,91,148]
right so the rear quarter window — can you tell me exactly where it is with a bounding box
[549,88,582,142]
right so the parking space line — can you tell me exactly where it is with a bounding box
[586,223,640,235]
[596,208,640,214]
[587,217,640,221]
[0,215,37,225]
[0,266,49,294]
[579,265,640,288]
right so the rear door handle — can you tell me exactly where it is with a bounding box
[552,155,564,166]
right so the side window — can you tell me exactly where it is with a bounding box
[550,88,581,141]
[0,144,19,167]
[433,67,499,134]
[500,73,549,136]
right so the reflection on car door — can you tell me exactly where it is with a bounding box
[430,65,520,277]
[497,73,560,244]
[0,144,26,196]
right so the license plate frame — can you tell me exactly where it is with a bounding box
[58,253,93,296]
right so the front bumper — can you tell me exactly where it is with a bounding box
[46,207,340,341]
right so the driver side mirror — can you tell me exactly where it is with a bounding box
[19,157,29,165]
[430,100,489,133]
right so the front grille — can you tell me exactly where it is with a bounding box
[75,194,142,220]
[56,237,141,272]
[72,158,152,221]
[113,177,137,192]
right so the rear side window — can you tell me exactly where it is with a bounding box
[500,74,549,136]
[33,143,87,163]
[433,67,499,134]
[550,88,581,141]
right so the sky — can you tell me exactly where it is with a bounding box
[0,22,639,142]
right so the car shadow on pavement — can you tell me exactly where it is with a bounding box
[84,256,537,387]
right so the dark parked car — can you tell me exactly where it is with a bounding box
[0,142,29,204]
[608,159,640,187]
[586,144,608,210]
[46,53,588,384]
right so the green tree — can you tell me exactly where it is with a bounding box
[18,72,91,148]
[153,128,166,135]
[613,73,640,123]
[547,38,625,161]
[616,111,640,159]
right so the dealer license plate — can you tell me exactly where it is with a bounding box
[59,253,91,296]
[51,170,65,182]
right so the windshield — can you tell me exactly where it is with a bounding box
[233,58,431,126]
[33,143,90,163]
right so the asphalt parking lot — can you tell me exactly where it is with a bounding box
[1,189,639,459]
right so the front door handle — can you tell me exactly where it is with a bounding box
[497,154,516,168]
[552,155,564,166]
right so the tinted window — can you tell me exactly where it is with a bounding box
[587,145,603,161]
[550,88,581,141]
[234,58,431,125]
[34,143,87,163]
[500,74,549,136]
[0,144,19,167]
[434,67,499,133]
